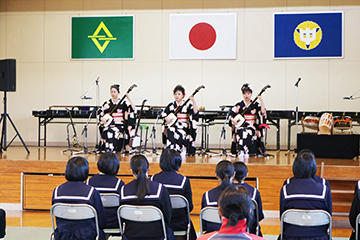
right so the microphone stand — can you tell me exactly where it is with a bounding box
[73,107,97,155]
[210,107,236,157]
[148,110,163,155]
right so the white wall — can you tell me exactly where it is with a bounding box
[0,0,360,149]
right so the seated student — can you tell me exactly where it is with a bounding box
[198,185,265,240]
[52,156,106,240]
[233,161,264,236]
[119,154,176,240]
[279,150,332,240]
[0,208,5,240]
[201,160,234,233]
[151,148,197,240]
[283,150,330,188]
[349,180,360,240]
[86,152,125,232]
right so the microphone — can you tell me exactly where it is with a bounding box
[295,77,301,87]
[343,96,352,100]
[81,96,93,100]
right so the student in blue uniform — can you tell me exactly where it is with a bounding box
[119,154,176,240]
[283,150,330,189]
[151,148,197,240]
[201,160,234,233]
[198,185,265,240]
[0,208,5,240]
[52,156,106,240]
[349,180,360,240]
[279,150,332,240]
[86,152,125,233]
[233,161,264,236]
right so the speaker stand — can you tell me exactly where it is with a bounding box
[0,91,30,154]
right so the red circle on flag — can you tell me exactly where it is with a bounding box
[189,22,216,51]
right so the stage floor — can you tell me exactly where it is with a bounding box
[0,146,359,167]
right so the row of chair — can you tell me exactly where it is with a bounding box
[50,193,357,240]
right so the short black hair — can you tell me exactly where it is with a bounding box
[173,84,185,95]
[110,84,120,92]
[218,185,253,227]
[293,149,317,179]
[160,148,182,171]
[216,160,234,190]
[65,156,89,181]
[241,83,252,94]
[97,152,120,176]
[233,161,248,182]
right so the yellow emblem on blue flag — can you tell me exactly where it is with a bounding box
[294,21,322,50]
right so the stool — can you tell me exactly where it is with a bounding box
[139,124,149,152]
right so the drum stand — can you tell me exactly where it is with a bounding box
[210,108,236,158]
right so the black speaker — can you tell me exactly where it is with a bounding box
[0,59,16,92]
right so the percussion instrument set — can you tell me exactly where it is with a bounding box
[302,113,353,134]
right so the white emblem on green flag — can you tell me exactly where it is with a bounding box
[71,16,134,59]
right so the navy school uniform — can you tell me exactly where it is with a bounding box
[119,179,176,240]
[52,181,106,240]
[283,175,330,189]
[349,180,360,240]
[235,182,265,236]
[86,174,125,229]
[279,178,332,240]
[151,171,197,240]
[201,185,223,233]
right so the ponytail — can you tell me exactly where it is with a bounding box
[218,185,253,227]
[130,155,150,201]
[216,160,234,191]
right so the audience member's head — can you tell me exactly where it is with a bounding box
[233,161,248,183]
[160,148,182,171]
[65,156,89,182]
[130,154,150,201]
[97,152,120,176]
[293,149,317,179]
[218,185,253,227]
[216,160,234,190]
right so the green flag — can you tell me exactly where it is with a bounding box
[71,16,134,59]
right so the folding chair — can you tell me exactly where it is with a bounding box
[117,204,167,240]
[250,199,260,236]
[280,209,332,240]
[50,203,99,240]
[170,195,190,240]
[199,207,222,235]
[100,193,121,235]
[356,213,360,240]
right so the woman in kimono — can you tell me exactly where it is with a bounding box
[162,85,199,157]
[229,83,266,157]
[99,84,135,152]
[52,156,106,240]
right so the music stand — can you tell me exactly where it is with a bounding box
[210,107,235,158]
[0,91,30,153]
[148,109,163,155]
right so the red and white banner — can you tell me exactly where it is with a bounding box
[169,13,237,60]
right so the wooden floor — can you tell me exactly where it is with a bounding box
[0,146,358,238]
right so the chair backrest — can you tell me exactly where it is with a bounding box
[100,193,120,208]
[280,209,332,240]
[199,207,222,235]
[356,213,360,240]
[50,203,99,239]
[170,195,190,240]
[117,204,167,240]
[251,199,260,236]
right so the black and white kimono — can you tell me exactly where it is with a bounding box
[162,100,199,155]
[98,98,135,152]
[230,100,266,155]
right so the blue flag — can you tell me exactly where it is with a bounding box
[274,12,343,59]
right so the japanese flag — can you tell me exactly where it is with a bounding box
[169,13,237,60]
